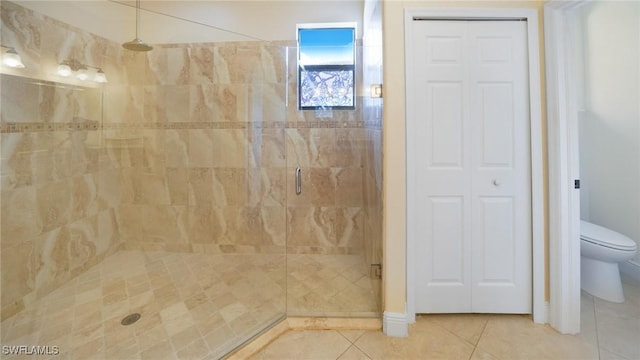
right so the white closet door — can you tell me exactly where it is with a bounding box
[409,20,531,314]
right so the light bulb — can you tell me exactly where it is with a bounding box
[2,49,25,68]
[94,69,107,83]
[76,67,89,81]
[57,62,72,77]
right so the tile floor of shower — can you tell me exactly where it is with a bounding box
[0,251,378,360]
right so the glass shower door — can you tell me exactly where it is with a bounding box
[1,2,288,358]
[284,42,381,318]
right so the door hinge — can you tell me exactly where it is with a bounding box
[574,179,580,189]
[371,264,382,279]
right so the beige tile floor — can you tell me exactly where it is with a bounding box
[1,251,380,359]
[287,254,379,318]
[253,275,640,360]
[1,251,287,359]
[3,250,638,360]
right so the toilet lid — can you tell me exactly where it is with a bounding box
[580,220,638,251]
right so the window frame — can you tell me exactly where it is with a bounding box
[296,22,357,111]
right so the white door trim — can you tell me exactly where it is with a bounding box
[544,0,588,334]
[405,7,545,325]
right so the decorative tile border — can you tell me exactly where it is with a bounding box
[0,120,100,133]
[286,246,364,256]
[1,120,373,133]
[100,120,369,130]
[124,242,367,256]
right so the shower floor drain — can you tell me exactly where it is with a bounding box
[121,313,141,326]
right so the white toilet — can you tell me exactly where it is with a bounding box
[580,220,638,302]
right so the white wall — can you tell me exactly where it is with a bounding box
[578,1,640,262]
[16,1,365,43]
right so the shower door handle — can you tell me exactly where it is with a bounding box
[295,167,302,195]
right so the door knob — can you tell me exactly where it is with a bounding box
[493,179,501,186]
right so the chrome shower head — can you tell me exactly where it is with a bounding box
[123,0,152,52]
[122,38,153,52]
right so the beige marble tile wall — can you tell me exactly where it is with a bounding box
[109,42,289,254]
[113,41,371,257]
[1,0,379,319]
[284,44,369,256]
[0,1,122,321]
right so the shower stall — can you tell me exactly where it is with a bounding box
[0,1,383,358]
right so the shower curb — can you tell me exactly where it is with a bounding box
[226,317,383,359]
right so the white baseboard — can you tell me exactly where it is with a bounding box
[383,311,409,337]
[620,260,640,284]
[534,301,550,325]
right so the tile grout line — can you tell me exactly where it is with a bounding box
[335,330,370,360]
[336,329,366,344]
[335,343,355,360]
[468,317,492,360]
[592,297,602,360]
[349,331,377,360]
[425,316,489,350]
[351,342,374,360]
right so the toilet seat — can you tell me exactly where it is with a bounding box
[580,220,637,252]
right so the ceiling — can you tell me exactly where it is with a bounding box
[15,0,365,44]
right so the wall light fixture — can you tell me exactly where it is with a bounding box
[57,59,107,83]
[1,45,25,68]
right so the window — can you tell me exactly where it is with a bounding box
[297,23,356,110]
